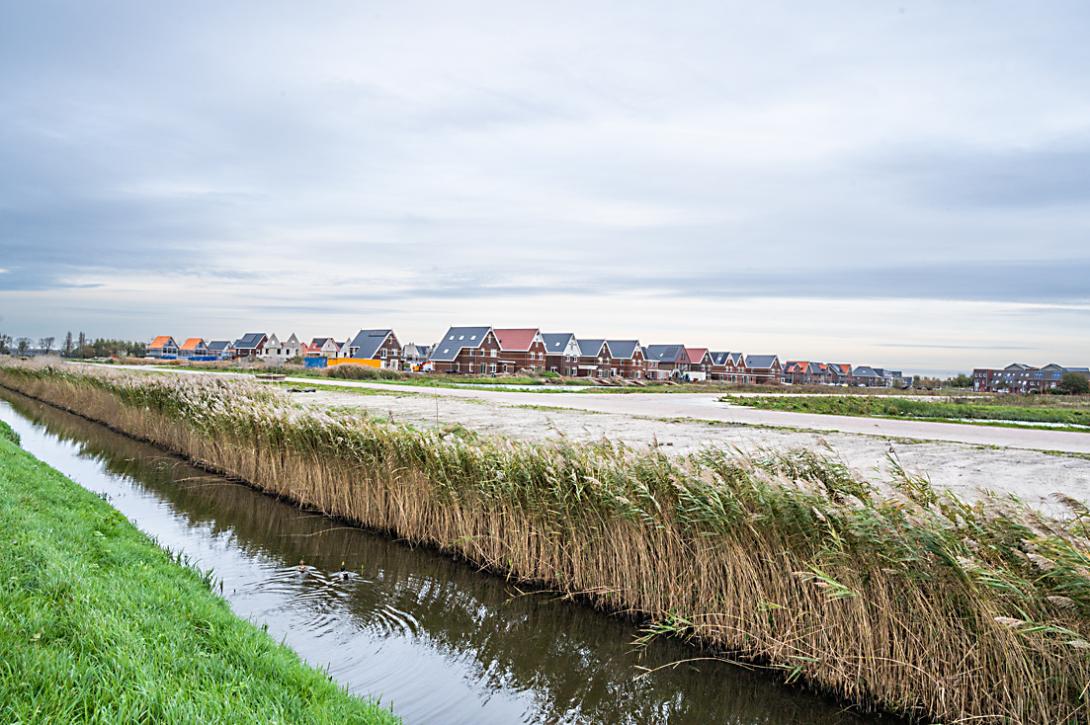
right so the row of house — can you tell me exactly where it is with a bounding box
[973,363,1090,393]
[147,327,914,386]
[426,327,785,382]
[783,361,910,388]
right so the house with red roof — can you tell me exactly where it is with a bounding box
[147,336,178,358]
[684,347,712,381]
[493,328,547,373]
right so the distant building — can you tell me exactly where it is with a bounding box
[429,326,500,374]
[178,338,208,359]
[233,332,268,360]
[745,355,782,384]
[975,363,1090,393]
[576,339,613,378]
[206,340,235,360]
[346,329,402,368]
[708,352,747,383]
[261,333,302,364]
[643,345,689,380]
[542,333,580,376]
[493,328,547,373]
[148,336,179,359]
[606,340,646,379]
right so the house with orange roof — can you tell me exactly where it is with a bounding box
[178,338,208,359]
[493,328,547,373]
[147,336,178,358]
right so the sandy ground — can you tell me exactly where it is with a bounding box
[292,387,1090,512]
[93,364,1090,509]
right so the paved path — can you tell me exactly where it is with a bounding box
[100,364,1090,454]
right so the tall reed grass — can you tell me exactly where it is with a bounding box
[2,361,1089,723]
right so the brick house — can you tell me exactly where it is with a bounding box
[684,347,712,381]
[429,326,501,374]
[576,339,614,378]
[644,345,689,380]
[493,328,547,373]
[346,329,402,368]
[605,340,646,379]
[542,333,580,376]
[708,352,747,383]
[233,332,268,360]
[745,355,782,384]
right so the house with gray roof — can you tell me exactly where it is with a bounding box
[206,340,235,360]
[643,344,689,380]
[744,354,782,384]
[542,333,580,376]
[605,340,646,379]
[709,351,747,383]
[576,339,613,378]
[429,326,500,374]
[346,329,402,368]
[233,332,268,360]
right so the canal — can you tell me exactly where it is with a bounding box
[0,390,881,724]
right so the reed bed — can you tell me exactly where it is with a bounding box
[2,361,1089,723]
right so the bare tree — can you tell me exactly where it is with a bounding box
[15,337,31,355]
[39,336,55,354]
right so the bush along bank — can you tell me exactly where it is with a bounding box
[0,408,398,724]
[2,362,1089,723]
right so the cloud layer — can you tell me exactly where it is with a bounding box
[1,1,1088,372]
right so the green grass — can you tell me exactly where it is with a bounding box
[723,394,1090,431]
[0,433,398,724]
[0,419,17,445]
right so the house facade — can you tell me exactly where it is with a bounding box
[974,363,1089,393]
[346,329,402,368]
[745,355,782,384]
[429,326,501,374]
[206,340,235,360]
[306,337,342,359]
[605,340,646,379]
[178,338,208,359]
[576,339,614,378]
[233,333,268,360]
[683,347,711,381]
[644,345,689,380]
[147,336,179,359]
[400,342,431,370]
[260,333,302,364]
[708,352,747,383]
[542,333,580,376]
[493,328,547,373]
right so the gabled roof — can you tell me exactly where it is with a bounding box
[149,336,174,349]
[311,337,334,348]
[207,340,232,352]
[577,339,608,357]
[349,329,395,359]
[852,365,880,377]
[745,354,780,370]
[605,340,642,360]
[709,351,743,366]
[493,328,541,352]
[235,332,267,350]
[644,345,687,363]
[1067,367,1090,374]
[542,333,576,353]
[430,326,493,362]
[179,338,205,351]
[685,347,710,365]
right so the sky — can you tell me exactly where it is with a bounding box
[1,1,1089,375]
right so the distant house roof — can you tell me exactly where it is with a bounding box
[644,345,686,363]
[430,326,493,362]
[542,333,576,353]
[207,340,232,352]
[709,351,743,366]
[349,329,394,359]
[311,337,333,348]
[1067,367,1090,374]
[685,347,710,365]
[605,340,641,360]
[179,338,205,351]
[577,339,608,357]
[234,333,267,350]
[493,328,541,352]
[852,365,880,378]
[746,354,780,370]
[149,336,174,349]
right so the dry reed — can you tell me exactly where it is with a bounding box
[2,361,1088,724]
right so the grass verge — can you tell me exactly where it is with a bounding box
[723,394,1090,432]
[3,361,1090,723]
[0,426,398,724]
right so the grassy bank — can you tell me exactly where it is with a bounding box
[3,362,1090,723]
[723,394,1090,431]
[0,419,397,723]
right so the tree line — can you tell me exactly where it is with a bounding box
[0,332,145,358]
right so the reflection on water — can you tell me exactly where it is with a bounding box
[0,391,881,725]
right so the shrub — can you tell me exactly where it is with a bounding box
[323,364,402,381]
[1057,372,1090,396]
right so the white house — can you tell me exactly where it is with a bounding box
[261,333,302,363]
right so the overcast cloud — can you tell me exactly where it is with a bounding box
[1,1,1088,373]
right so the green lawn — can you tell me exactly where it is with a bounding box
[0,432,398,724]
[722,394,1090,431]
